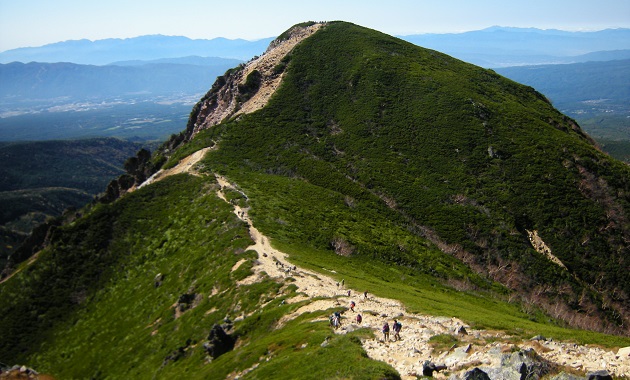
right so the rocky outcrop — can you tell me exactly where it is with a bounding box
[186,22,325,139]
[203,322,235,359]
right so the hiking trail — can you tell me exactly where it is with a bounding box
[214,173,630,379]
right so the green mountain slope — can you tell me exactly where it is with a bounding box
[191,22,629,334]
[1,22,630,379]
[0,138,144,268]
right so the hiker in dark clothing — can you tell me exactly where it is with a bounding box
[393,319,402,341]
[356,314,362,324]
[382,322,390,341]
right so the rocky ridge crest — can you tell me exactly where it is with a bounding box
[186,22,324,139]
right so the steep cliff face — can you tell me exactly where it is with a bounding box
[185,22,324,139]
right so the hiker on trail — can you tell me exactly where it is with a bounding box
[382,322,390,341]
[333,311,342,329]
[341,279,345,286]
[393,319,402,341]
[364,290,368,299]
[350,301,355,312]
[356,314,362,324]
[330,313,340,329]
[347,290,351,297]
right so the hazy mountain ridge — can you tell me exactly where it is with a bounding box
[495,59,630,106]
[0,59,242,100]
[400,27,630,67]
[1,22,630,379]
[0,34,273,65]
[2,27,629,68]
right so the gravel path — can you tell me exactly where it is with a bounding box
[214,174,630,379]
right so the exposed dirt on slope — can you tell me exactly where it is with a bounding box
[136,147,213,190]
[189,23,324,138]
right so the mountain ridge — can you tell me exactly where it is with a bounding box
[179,21,630,335]
[1,21,629,379]
[0,35,274,65]
[3,27,630,67]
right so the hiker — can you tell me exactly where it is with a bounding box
[350,301,355,312]
[356,314,362,324]
[332,312,342,329]
[382,322,390,341]
[347,290,351,297]
[341,279,345,286]
[393,319,402,341]
[364,290,368,299]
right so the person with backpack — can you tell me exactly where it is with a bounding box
[393,319,402,341]
[356,313,362,324]
[382,322,390,341]
[350,300,355,312]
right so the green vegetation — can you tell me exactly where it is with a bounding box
[495,60,630,163]
[0,174,398,379]
[2,21,630,379]
[0,138,145,262]
[206,171,630,347]
[428,334,460,354]
[194,22,629,334]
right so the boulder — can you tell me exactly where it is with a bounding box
[501,348,553,380]
[480,367,521,380]
[587,370,612,380]
[462,368,491,380]
[617,346,630,358]
[422,361,447,377]
[203,324,235,359]
[456,325,468,335]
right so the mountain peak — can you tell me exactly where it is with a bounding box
[185,22,325,138]
[2,21,629,379]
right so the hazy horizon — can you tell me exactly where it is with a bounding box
[1,0,629,52]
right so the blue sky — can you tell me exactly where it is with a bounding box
[0,0,629,51]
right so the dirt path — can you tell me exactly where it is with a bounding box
[0,251,41,285]
[214,174,630,379]
[138,146,213,189]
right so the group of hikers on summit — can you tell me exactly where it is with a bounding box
[328,288,403,342]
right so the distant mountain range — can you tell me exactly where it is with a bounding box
[0,35,273,65]
[0,57,242,100]
[400,26,630,67]
[495,59,630,106]
[1,27,629,68]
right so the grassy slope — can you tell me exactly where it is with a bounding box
[213,170,630,347]
[0,174,397,379]
[2,22,630,379]
[197,22,629,333]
